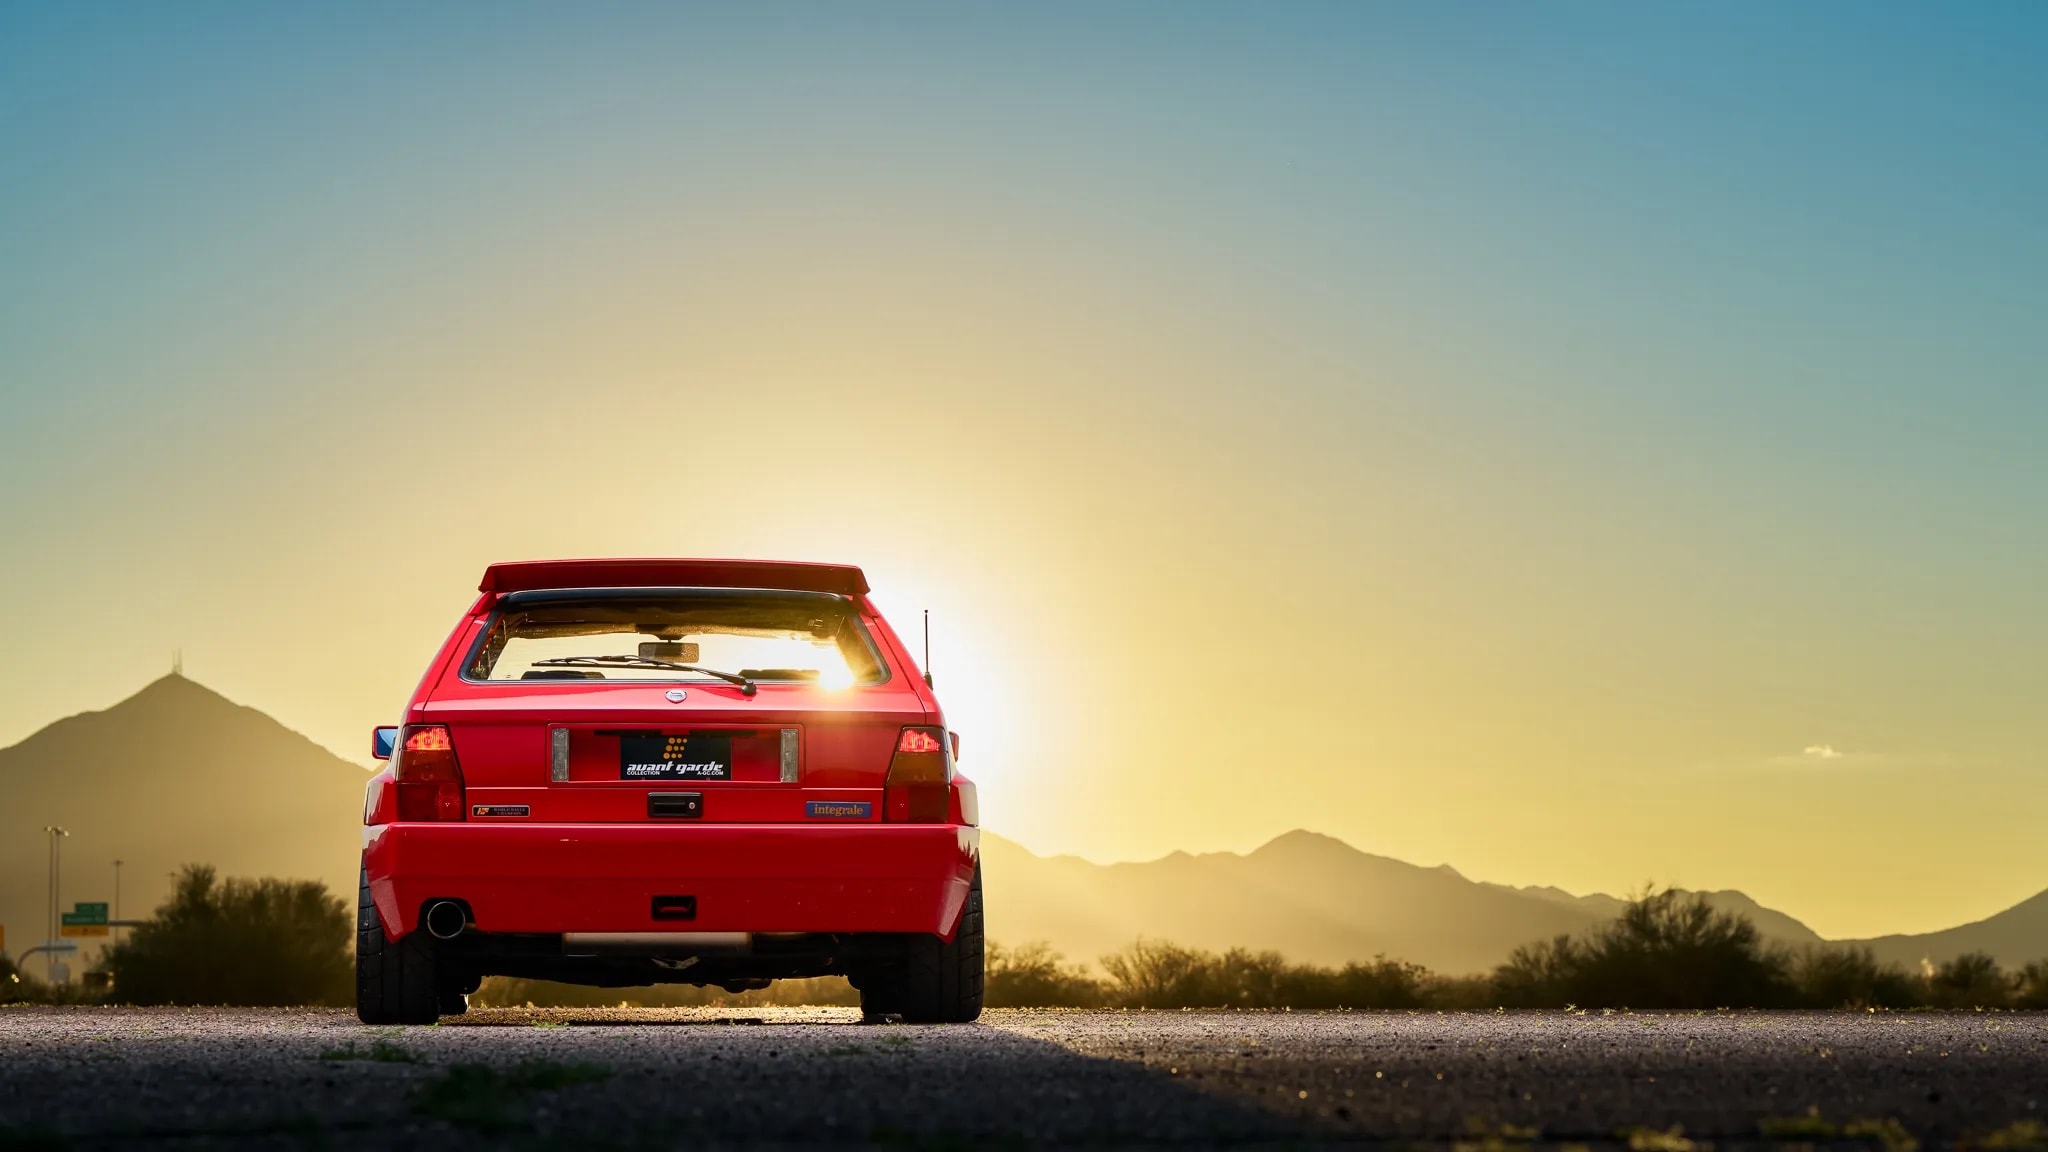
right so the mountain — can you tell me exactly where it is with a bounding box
[1849,891,2048,971]
[0,674,369,970]
[982,830,1828,975]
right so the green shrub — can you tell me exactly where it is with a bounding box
[1493,889,1798,1008]
[1927,951,2011,1009]
[100,864,351,1006]
[1793,946,1923,1009]
[985,941,1104,1008]
[1093,941,1438,1009]
[1099,938,1223,1007]
[2014,960,2048,1010]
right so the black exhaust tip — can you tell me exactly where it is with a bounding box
[424,900,469,940]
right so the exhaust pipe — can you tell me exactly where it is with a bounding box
[423,900,469,940]
[562,932,751,954]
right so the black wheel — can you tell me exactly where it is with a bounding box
[355,866,440,1025]
[859,867,983,1023]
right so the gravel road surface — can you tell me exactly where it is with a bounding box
[2,1007,2044,1148]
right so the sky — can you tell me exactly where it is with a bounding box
[3,2,2045,940]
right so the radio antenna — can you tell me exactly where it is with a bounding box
[922,609,933,688]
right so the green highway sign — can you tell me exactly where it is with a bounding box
[72,902,108,921]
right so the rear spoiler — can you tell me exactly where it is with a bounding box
[479,559,870,596]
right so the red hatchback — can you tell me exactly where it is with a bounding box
[356,559,982,1023]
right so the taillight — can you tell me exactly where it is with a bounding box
[393,724,465,822]
[885,726,953,822]
[897,728,944,755]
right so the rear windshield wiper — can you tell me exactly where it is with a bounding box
[529,656,758,696]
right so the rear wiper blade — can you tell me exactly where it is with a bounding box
[530,655,757,696]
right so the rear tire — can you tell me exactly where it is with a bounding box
[859,867,983,1023]
[355,867,440,1025]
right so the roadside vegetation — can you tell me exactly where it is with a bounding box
[100,865,353,1007]
[12,872,2048,1010]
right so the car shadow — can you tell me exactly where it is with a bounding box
[427,1005,1322,1145]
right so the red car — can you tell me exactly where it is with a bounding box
[357,559,982,1024]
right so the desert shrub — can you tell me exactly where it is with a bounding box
[1099,938,1219,1007]
[985,941,1105,1007]
[1926,951,2011,1008]
[1326,956,1437,1008]
[2013,960,2048,1010]
[1793,946,1924,1009]
[1493,889,1797,1008]
[1494,933,1583,1008]
[1428,973,1501,1011]
[101,865,351,1006]
[1094,942,1438,1009]
[1267,955,1435,1009]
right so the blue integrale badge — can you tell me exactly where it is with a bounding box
[805,800,873,819]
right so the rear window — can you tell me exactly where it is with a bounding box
[463,589,888,688]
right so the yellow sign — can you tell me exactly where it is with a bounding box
[60,924,109,938]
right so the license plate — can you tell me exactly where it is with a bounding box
[620,732,732,780]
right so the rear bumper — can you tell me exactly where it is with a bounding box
[363,822,979,940]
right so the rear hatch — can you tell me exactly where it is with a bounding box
[417,584,928,823]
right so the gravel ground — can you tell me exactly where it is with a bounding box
[2,1006,2045,1149]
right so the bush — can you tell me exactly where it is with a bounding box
[1793,946,1923,1009]
[1493,889,1798,1008]
[1093,941,1438,1009]
[101,865,352,1006]
[985,942,1104,1008]
[1098,938,1214,1007]
[2014,960,2048,1010]
[1321,957,1437,1009]
[1927,951,2011,1009]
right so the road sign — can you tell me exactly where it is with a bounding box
[61,908,109,937]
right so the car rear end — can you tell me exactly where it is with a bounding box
[356,559,982,1023]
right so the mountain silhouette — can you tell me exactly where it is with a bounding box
[0,674,369,968]
[4,677,2042,977]
[983,829,1836,974]
[1846,890,2048,971]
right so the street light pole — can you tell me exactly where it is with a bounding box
[44,827,68,982]
[113,859,124,944]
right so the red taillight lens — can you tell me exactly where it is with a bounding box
[394,724,465,821]
[897,728,945,754]
[885,726,953,823]
[405,727,453,753]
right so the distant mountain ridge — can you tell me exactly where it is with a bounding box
[981,830,1822,975]
[5,677,2043,977]
[984,830,2048,974]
